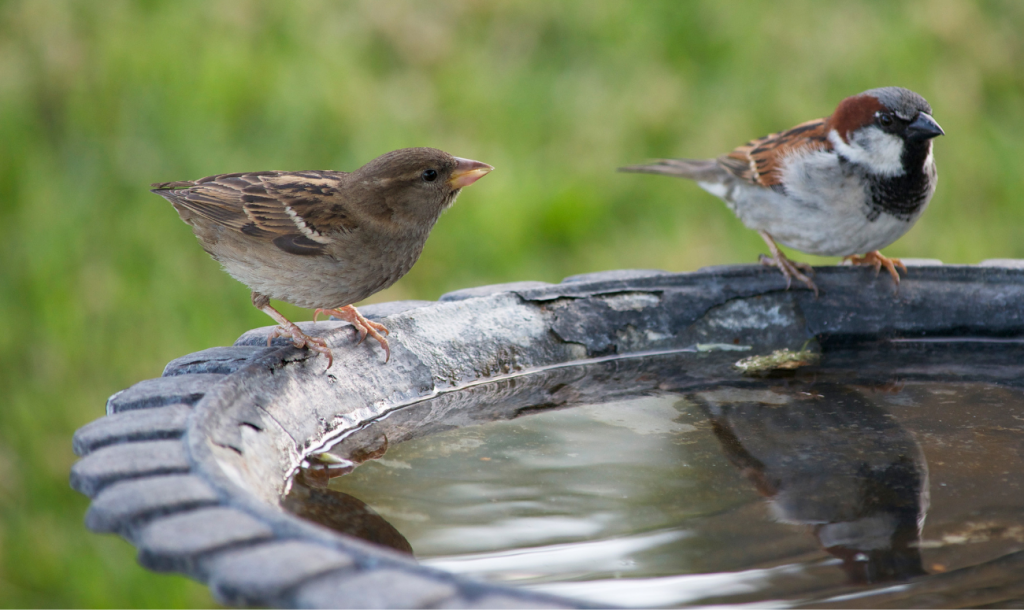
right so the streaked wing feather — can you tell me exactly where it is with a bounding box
[718,118,831,187]
[256,173,360,234]
[154,170,359,256]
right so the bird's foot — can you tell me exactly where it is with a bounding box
[314,305,391,363]
[759,253,818,297]
[843,251,907,289]
[756,230,818,297]
[252,292,334,369]
[266,322,333,368]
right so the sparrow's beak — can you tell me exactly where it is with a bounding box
[907,112,944,140]
[448,157,494,189]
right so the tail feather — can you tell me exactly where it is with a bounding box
[151,180,199,189]
[618,158,726,182]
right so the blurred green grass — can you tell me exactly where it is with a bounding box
[0,0,1022,606]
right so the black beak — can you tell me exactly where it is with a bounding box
[906,112,944,140]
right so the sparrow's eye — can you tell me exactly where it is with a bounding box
[421,169,438,182]
[877,112,894,128]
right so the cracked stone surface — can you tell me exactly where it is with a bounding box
[69,262,1024,608]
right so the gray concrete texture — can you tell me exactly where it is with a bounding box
[70,262,1024,608]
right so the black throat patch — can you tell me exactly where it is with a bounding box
[866,141,934,222]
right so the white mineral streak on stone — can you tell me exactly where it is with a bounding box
[210,444,259,498]
[696,343,752,352]
[395,293,555,388]
[600,292,662,311]
[401,294,548,350]
[704,299,793,331]
[645,330,670,342]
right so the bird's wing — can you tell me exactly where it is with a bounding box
[718,118,831,188]
[152,171,359,256]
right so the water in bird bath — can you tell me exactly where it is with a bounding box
[283,341,1024,608]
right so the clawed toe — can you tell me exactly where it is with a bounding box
[349,316,390,362]
[314,305,391,363]
[267,325,334,368]
[365,318,389,336]
[843,251,906,292]
[253,293,334,368]
[792,260,814,274]
[757,230,819,297]
[760,253,819,296]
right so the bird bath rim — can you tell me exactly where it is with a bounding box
[70,260,1024,608]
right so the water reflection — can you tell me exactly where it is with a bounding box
[283,344,1024,607]
[283,482,412,554]
[292,382,934,587]
[691,384,928,584]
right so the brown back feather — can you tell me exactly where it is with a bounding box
[718,118,831,187]
[152,170,362,255]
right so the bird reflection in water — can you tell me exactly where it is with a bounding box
[691,383,929,584]
[284,482,413,555]
[287,427,413,555]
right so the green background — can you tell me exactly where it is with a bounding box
[1,0,1021,606]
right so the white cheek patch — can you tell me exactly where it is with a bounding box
[828,127,905,177]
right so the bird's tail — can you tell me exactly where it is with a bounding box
[150,180,198,190]
[618,158,726,182]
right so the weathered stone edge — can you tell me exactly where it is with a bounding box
[69,261,1024,608]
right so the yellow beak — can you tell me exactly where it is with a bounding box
[448,157,494,189]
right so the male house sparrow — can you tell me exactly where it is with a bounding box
[153,148,493,367]
[621,87,943,294]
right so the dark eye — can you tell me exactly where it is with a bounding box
[877,112,894,128]
[421,169,438,182]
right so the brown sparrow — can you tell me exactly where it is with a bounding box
[621,87,944,295]
[153,148,493,367]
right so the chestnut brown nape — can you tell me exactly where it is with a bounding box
[827,94,886,143]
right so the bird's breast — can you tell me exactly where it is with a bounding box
[725,150,929,256]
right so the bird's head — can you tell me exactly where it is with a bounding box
[357,148,493,226]
[826,87,943,177]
